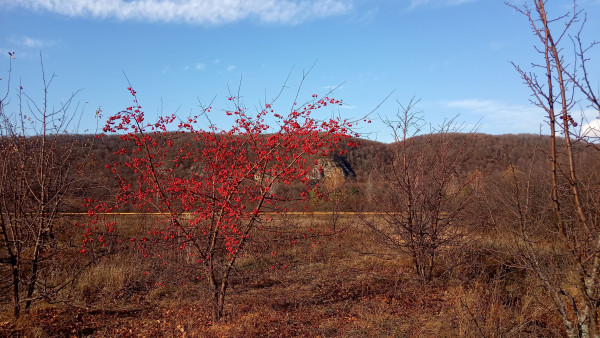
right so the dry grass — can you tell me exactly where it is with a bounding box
[0,214,566,337]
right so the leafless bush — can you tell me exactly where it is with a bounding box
[0,54,96,317]
[505,1,600,336]
[359,98,478,283]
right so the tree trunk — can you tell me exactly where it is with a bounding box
[212,289,226,322]
[11,256,20,318]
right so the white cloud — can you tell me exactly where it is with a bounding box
[9,36,56,48]
[409,0,477,10]
[23,37,44,47]
[226,65,236,72]
[577,108,600,138]
[447,99,600,136]
[10,0,353,25]
[195,63,206,70]
[580,119,600,140]
[348,5,377,24]
[488,41,505,51]
[409,0,430,7]
[444,99,544,134]
[322,84,344,91]
[448,0,477,4]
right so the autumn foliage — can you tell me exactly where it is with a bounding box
[82,85,356,319]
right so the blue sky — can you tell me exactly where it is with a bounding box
[1,0,599,142]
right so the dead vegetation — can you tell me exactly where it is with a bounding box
[0,214,566,337]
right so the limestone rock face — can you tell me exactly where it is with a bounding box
[309,156,356,183]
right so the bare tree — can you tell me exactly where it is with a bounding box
[0,54,93,317]
[508,1,600,336]
[360,98,476,283]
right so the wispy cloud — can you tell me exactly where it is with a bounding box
[226,65,236,72]
[445,99,600,136]
[195,63,206,71]
[322,84,345,91]
[10,36,56,48]
[488,41,505,51]
[409,0,477,10]
[9,0,353,25]
[348,6,378,24]
[581,119,600,139]
[444,99,544,134]
[23,37,45,47]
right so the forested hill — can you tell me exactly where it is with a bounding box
[65,132,595,212]
[342,133,572,180]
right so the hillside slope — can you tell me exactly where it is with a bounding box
[55,132,597,211]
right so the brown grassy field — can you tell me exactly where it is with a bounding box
[0,213,567,337]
